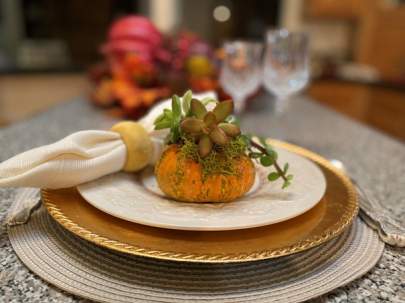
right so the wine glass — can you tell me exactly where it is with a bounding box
[262,29,309,112]
[219,41,263,114]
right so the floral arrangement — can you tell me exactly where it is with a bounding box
[90,16,219,118]
[153,91,293,203]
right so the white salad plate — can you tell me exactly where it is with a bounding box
[77,146,326,231]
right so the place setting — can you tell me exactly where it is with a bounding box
[2,85,399,302]
[1,14,404,303]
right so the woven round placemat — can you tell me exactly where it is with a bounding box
[8,207,384,303]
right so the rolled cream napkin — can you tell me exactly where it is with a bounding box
[0,92,216,189]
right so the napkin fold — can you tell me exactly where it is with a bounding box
[0,92,215,189]
[0,131,126,189]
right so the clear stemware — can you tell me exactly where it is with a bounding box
[262,29,309,113]
[219,41,263,114]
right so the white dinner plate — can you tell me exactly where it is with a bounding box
[77,146,326,231]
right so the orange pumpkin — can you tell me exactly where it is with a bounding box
[155,145,255,202]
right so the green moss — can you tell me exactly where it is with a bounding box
[179,135,247,179]
[223,136,248,158]
[179,136,200,161]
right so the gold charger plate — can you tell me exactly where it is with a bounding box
[42,140,358,263]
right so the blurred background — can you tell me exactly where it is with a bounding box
[0,0,404,140]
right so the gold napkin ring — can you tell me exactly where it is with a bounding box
[111,121,153,172]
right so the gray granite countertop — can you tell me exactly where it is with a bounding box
[1,96,404,303]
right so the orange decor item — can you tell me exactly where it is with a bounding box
[113,79,169,109]
[155,145,255,202]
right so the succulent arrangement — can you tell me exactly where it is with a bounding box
[180,99,240,157]
[154,91,293,189]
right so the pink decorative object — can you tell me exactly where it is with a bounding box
[90,15,218,117]
[103,16,161,55]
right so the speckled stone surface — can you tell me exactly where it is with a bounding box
[1,96,404,303]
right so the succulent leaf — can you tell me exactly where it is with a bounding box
[198,134,213,158]
[203,112,217,129]
[163,108,173,119]
[155,120,172,130]
[209,126,229,145]
[154,112,165,123]
[201,97,218,106]
[180,117,204,133]
[172,95,182,120]
[190,99,207,119]
[219,123,241,137]
[213,100,233,122]
[225,114,239,125]
[182,90,192,115]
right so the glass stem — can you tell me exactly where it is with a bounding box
[233,95,246,115]
[274,96,289,115]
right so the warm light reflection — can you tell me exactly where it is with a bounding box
[213,5,231,22]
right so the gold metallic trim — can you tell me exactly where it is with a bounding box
[42,140,358,263]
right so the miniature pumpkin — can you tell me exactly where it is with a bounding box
[155,145,255,202]
[153,91,293,203]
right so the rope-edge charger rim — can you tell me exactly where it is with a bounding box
[42,139,359,263]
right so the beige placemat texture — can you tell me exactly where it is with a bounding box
[8,207,384,303]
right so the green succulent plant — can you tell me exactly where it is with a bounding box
[153,90,293,189]
[180,99,241,157]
